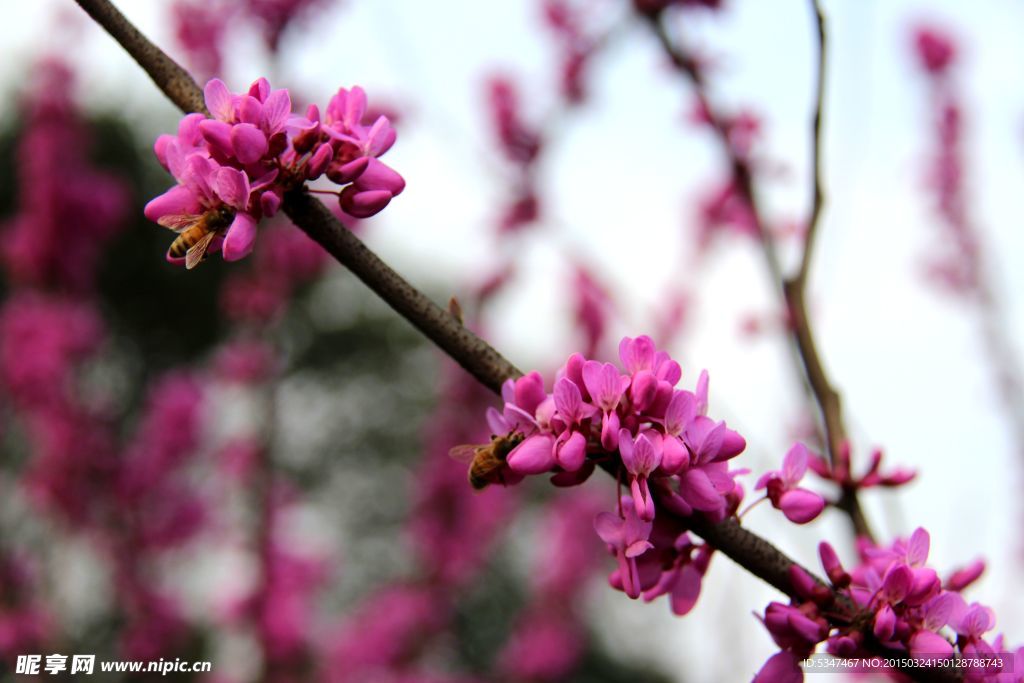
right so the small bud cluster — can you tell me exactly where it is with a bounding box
[146,78,403,266]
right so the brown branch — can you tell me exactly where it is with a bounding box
[642,8,874,541]
[73,2,961,679]
[797,0,827,285]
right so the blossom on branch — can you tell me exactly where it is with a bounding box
[464,335,747,614]
[146,78,403,268]
[755,529,1023,682]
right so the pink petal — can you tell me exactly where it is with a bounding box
[231,123,269,164]
[204,78,233,120]
[340,187,392,218]
[261,88,292,132]
[154,134,174,170]
[881,563,913,604]
[754,472,776,491]
[365,115,397,156]
[660,437,689,474]
[624,539,653,559]
[144,185,200,222]
[513,372,547,414]
[199,119,234,157]
[629,370,658,412]
[907,527,930,566]
[779,488,825,524]
[695,369,709,415]
[630,478,654,522]
[788,611,826,643]
[221,213,258,261]
[327,156,370,185]
[553,378,584,423]
[237,95,262,125]
[350,157,401,192]
[782,442,809,483]
[506,435,555,474]
[248,77,270,102]
[945,559,985,592]
[618,335,655,374]
[582,361,622,411]
[718,428,746,458]
[961,604,995,637]
[873,604,897,641]
[680,468,724,512]
[600,411,620,451]
[664,390,696,435]
[485,407,509,435]
[306,144,333,179]
[344,86,367,127]
[655,354,682,384]
[922,593,956,631]
[556,431,586,472]
[908,630,954,660]
[260,191,281,217]
[177,112,205,145]
[593,512,624,546]
[213,167,251,211]
[669,564,702,616]
[906,567,940,606]
[631,434,662,475]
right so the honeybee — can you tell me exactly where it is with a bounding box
[158,206,235,269]
[449,432,525,490]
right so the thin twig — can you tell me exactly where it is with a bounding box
[797,0,827,285]
[642,8,874,541]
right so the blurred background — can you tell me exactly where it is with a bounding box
[0,0,1023,681]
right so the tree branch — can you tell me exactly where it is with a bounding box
[73,2,959,678]
[797,0,827,285]
[642,8,874,541]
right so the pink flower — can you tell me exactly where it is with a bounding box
[642,537,711,616]
[594,498,653,599]
[755,443,825,524]
[618,429,663,521]
[582,360,628,450]
[148,78,403,266]
[324,86,405,217]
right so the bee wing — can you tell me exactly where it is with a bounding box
[157,213,202,232]
[449,444,481,463]
[184,230,218,270]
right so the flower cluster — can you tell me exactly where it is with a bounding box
[482,335,746,609]
[146,78,403,267]
[755,529,1023,682]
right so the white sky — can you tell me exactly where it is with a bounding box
[3,0,1024,681]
